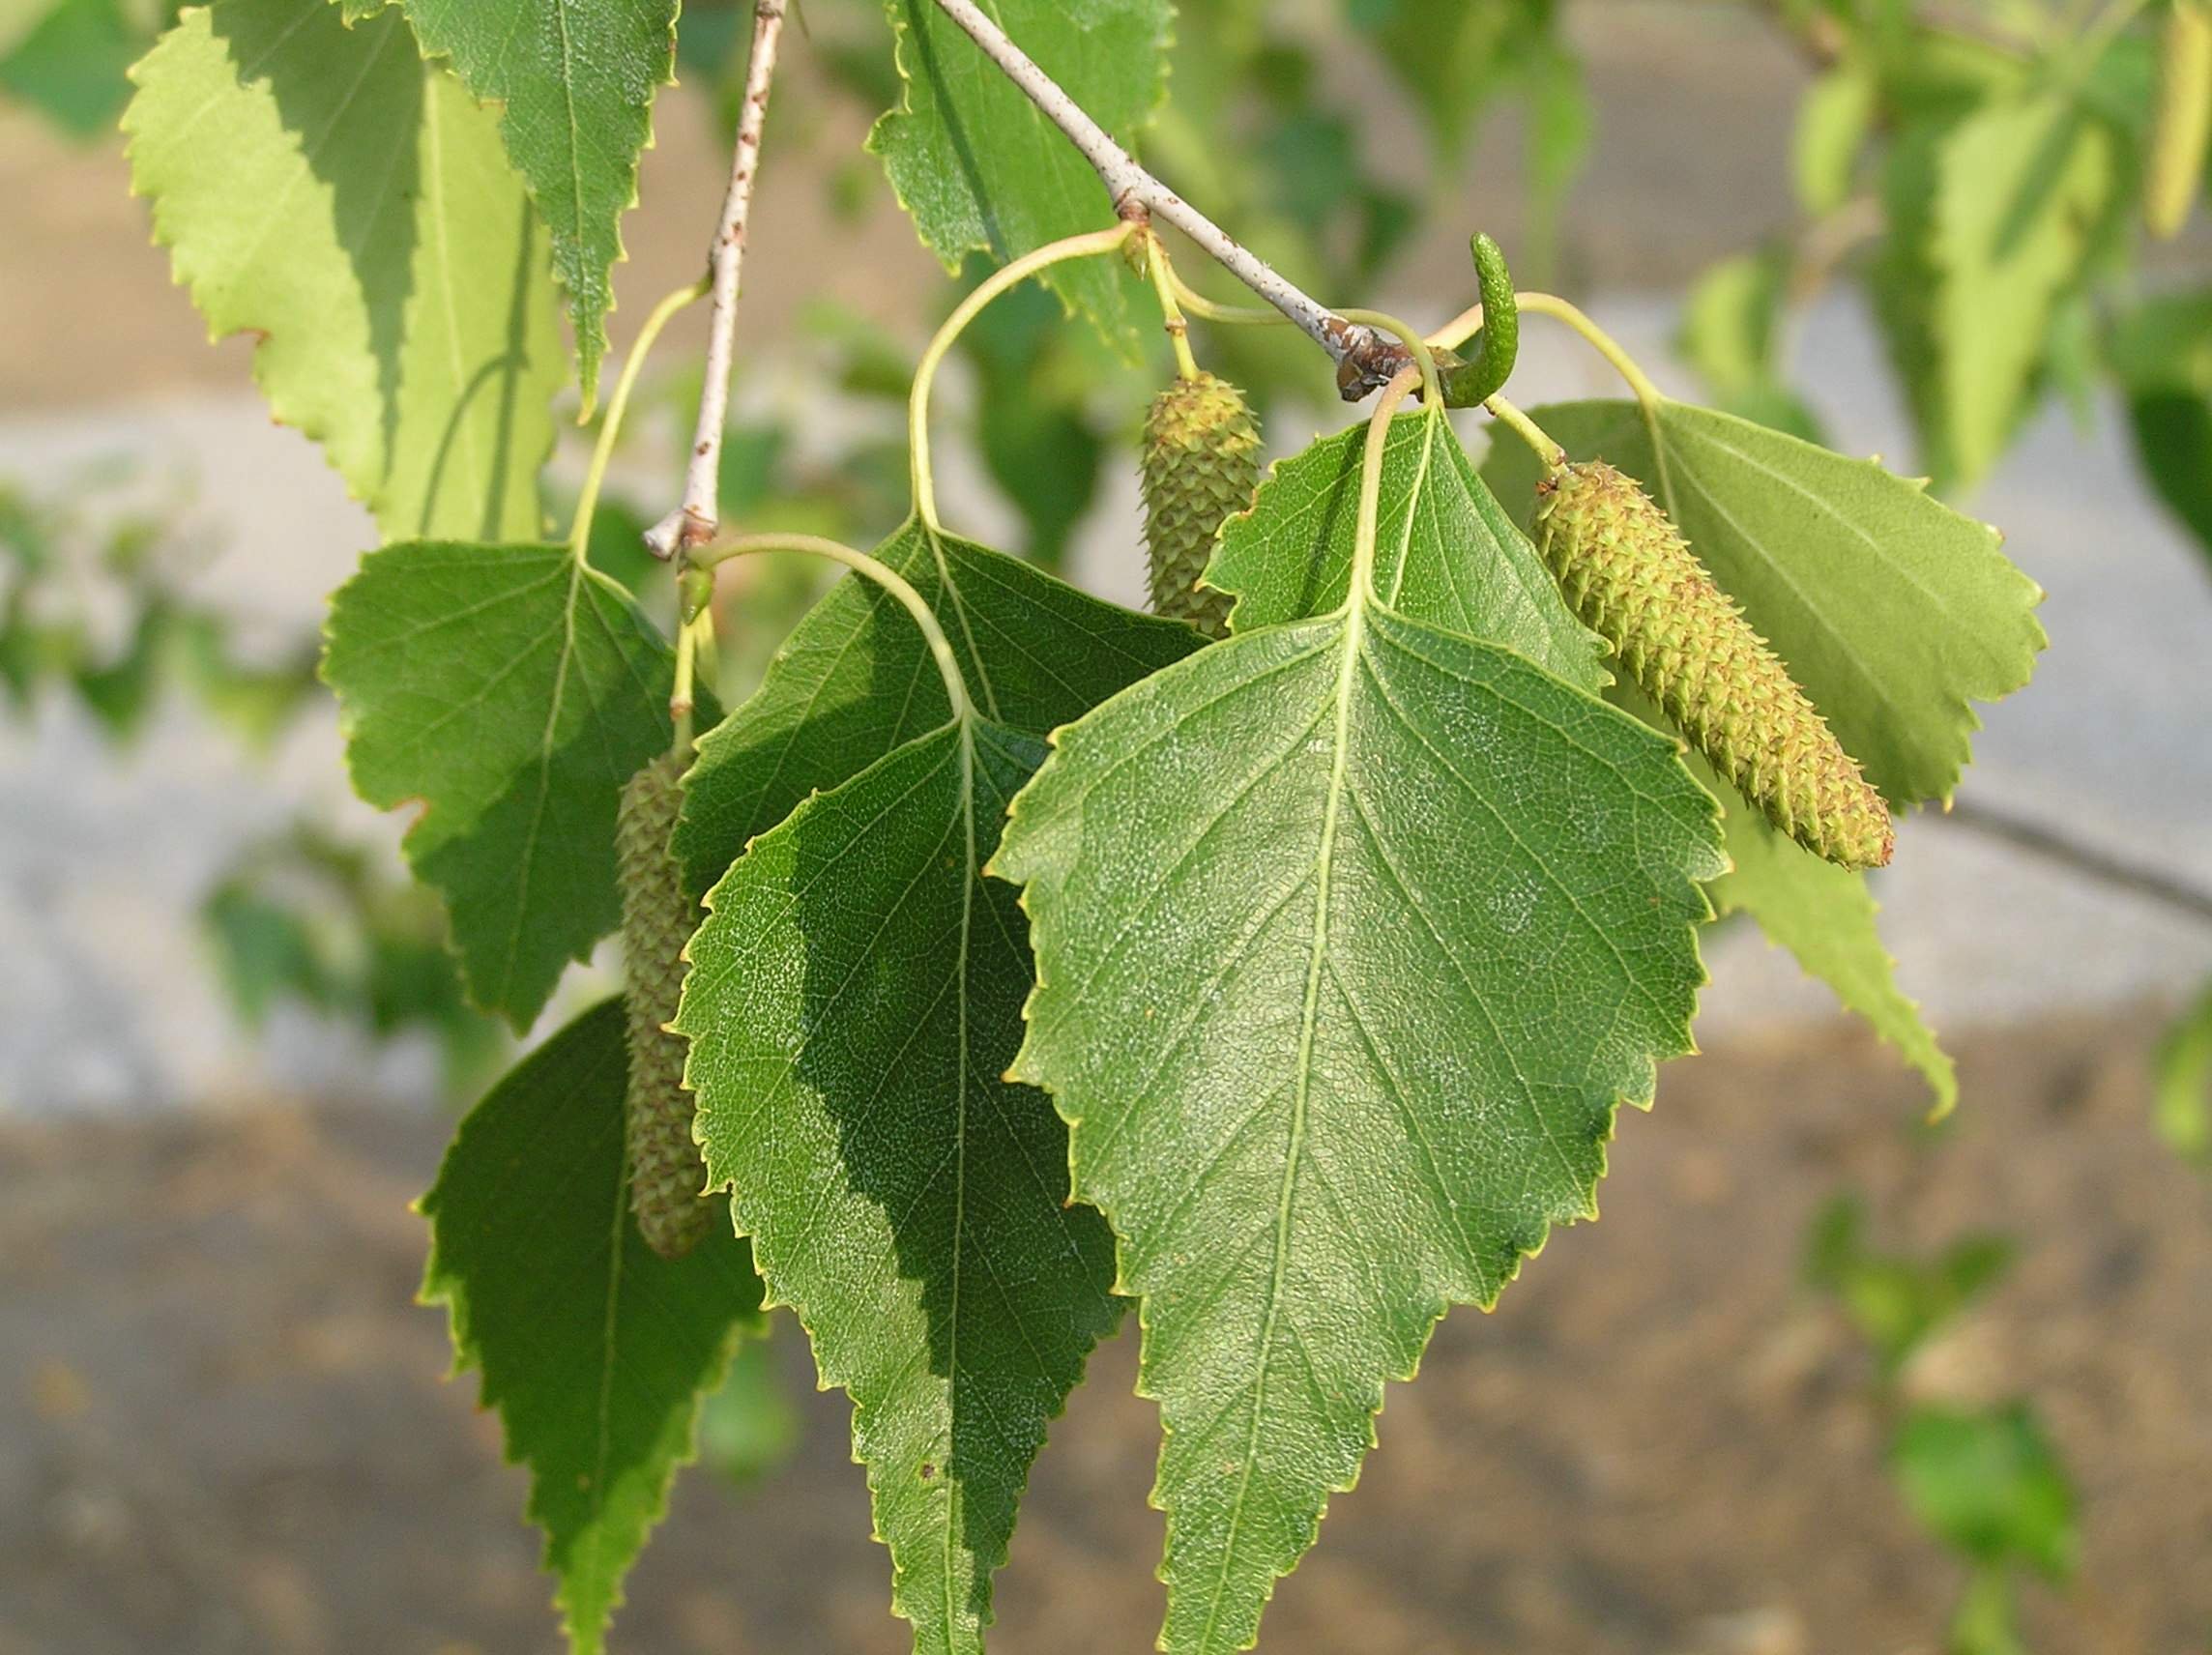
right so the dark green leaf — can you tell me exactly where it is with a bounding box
[675,516,1199,895]
[1893,1404,2077,1580]
[421,999,766,1654]
[323,542,676,1030]
[681,715,1116,1655]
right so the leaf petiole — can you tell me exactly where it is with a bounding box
[568,276,709,560]
[1143,234,1202,380]
[1481,393,1566,469]
[1353,367,1425,599]
[692,533,975,724]
[907,222,1137,533]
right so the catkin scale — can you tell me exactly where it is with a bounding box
[1533,460,1895,871]
[2146,0,2212,239]
[1141,370,1262,640]
[618,751,713,1260]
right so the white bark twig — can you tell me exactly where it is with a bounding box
[646,0,791,560]
[924,0,1408,397]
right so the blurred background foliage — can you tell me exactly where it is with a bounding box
[1,0,2205,1624]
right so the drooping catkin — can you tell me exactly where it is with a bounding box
[618,751,713,1260]
[1141,370,1262,640]
[1533,460,1895,871]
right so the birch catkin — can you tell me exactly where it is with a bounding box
[1533,460,1895,871]
[617,751,713,1259]
[1141,370,1262,639]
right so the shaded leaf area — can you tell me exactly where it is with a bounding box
[420,999,766,1655]
[125,0,561,543]
[1210,406,1605,691]
[998,586,1722,1650]
[324,542,675,1031]
[2111,291,2212,571]
[674,517,1198,896]
[682,717,1117,1655]
[1481,398,2044,807]
[870,0,1167,349]
[392,0,679,403]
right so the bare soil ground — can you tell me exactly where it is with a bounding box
[3,1007,2206,1655]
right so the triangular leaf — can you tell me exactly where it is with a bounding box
[870,0,1168,349]
[680,716,1117,1655]
[420,998,767,1655]
[1481,397,2045,807]
[1210,405,1606,690]
[1710,779,1956,1115]
[674,516,1199,895]
[323,541,676,1030]
[124,0,562,543]
[995,476,1723,1648]
[394,0,679,404]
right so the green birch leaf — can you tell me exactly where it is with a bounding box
[1866,119,1959,486]
[680,715,1117,1655]
[994,524,1724,1650]
[1893,1405,2078,1580]
[0,0,144,138]
[1928,93,2116,487]
[124,0,561,542]
[1480,398,2045,807]
[1793,59,1875,216]
[323,541,676,1031]
[674,515,1199,895]
[2111,291,2212,568]
[394,0,679,406]
[2153,979,2212,1169]
[420,998,766,1655]
[870,0,1168,349]
[1709,781,1955,1115]
[1208,406,1604,691]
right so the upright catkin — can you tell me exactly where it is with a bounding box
[618,751,713,1259]
[1141,370,1262,639]
[1533,460,1895,870]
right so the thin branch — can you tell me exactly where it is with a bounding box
[646,0,791,560]
[1944,798,2212,930]
[925,0,1410,397]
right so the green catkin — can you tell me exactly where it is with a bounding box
[1141,370,1262,640]
[1534,460,1895,871]
[618,751,713,1260]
